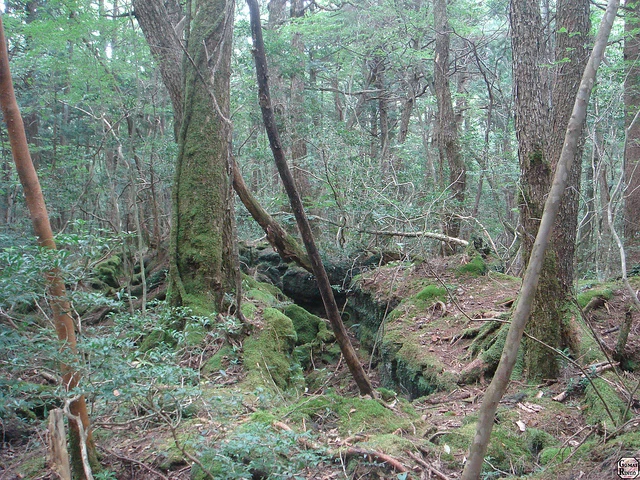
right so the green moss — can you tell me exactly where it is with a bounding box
[440,422,532,475]
[282,393,417,436]
[95,254,122,288]
[415,284,447,302]
[584,376,629,430]
[577,287,613,308]
[456,255,488,276]
[539,446,572,465]
[140,329,176,352]
[526,428,557,455]
[284,304,324,345]
[243,275,286,300]
[202,345,235,376]
[241,301,258,321]
[246,288,278,306]
[243,308,300,391]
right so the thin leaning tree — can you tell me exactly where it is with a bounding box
[461,0,620,478]
[0,16,97,479]
[246,0,375,397]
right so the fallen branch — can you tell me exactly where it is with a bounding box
[361,229,468,246]
[407,450,451,480]
[552,362,619,402]
[99,446,170,480]
[272,421,410,474]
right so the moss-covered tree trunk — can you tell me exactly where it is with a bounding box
[434,0,466,255]
[512,0,589,381]
[168,0,240,313]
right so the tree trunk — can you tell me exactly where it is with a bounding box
[510,0,560,381]
[624,0,640,266]
[167,0,240,313]
[247,0,375,397]
[0,16,98,478]
[434,0,466,254]
[461,2,619,477]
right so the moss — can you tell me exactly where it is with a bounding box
[246,288,278,306]
[140,329,176,352]
[202,345,235,376]
[576,286,613,308]
[241,301,258,321]
[243,275,286,300]
[456,255,488,276]
[94,254,122,289]
[440,422,532,475]
[539,446,572,465]
[243,308,301,391]
[584,376,629,430]
[526,428,557,455]
[282,392,417,436]
[415,284,447,302]
[284,304,324,345]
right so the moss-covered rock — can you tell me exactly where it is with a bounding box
[139,329,177,352]
[456,255,488,276]
[94,254,122,289]
[281,392,418,436]
[415,284,447,302]
[576,286,613,308]
[243,308,301,391]
[284,304,326,345]
[584,376,629,430]
[202,345,235,376]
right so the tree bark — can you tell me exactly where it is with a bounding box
[434,0,466,254]
[132,0,185,137]
[134,0,312,279]
[624,0,640,266]
[0,16,97,478]
[247,0,375,397]
[167,0,240,312]
[461,2,619,477]
[510,0,558,381]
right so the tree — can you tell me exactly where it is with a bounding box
[511,0,590,381]
[0,15,98,478]
[434,0,466,254]
[246,0,375,397]
[625,0,640,266]
[164,0,241,313]
[462,1,619,476]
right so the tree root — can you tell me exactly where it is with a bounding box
[272,421,412,475]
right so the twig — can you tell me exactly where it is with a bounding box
[63,396,94,480]
[99,445,169,480]
[407,450,451,480]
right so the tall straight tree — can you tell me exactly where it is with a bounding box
[511,0,590,380]
[434,0,466,254]
[462,1,619,476]
[0,16,98,478]
[166,0,240,312]
[625,0,640,266]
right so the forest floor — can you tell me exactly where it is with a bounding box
[1,255,640,480]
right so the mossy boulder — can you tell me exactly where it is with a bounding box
[139,329,177,352]
[281,392,417,436]
[439,421,533,475]
[584,376,630,430]
[283,304,333,345]
[94,255,122,289]
[456,255,488,276]
[202,345,235,376]
[415,284,447,303]
[243,308,301,391]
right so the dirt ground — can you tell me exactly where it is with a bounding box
[2,257,639,479]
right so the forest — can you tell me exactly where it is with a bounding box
[1,0,639,478]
